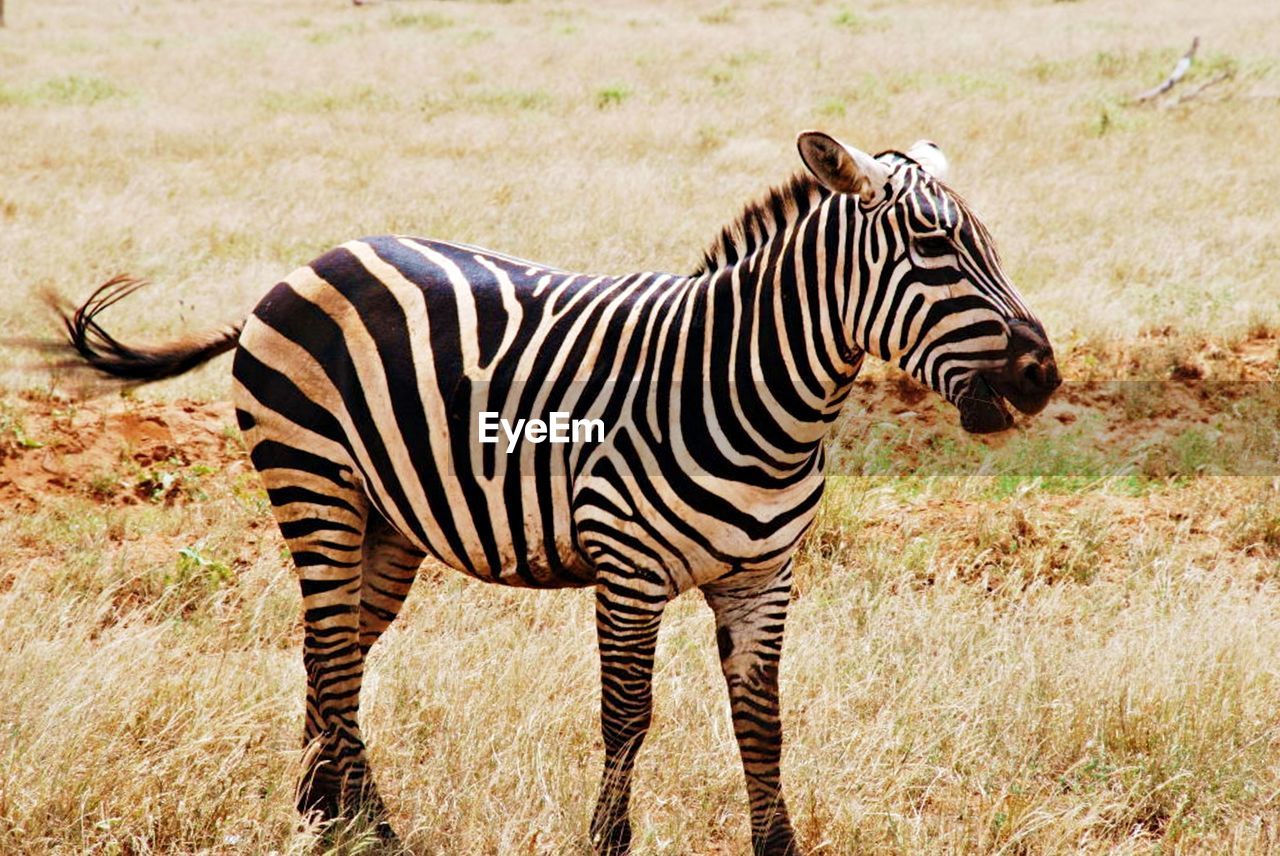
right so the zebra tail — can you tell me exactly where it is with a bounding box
[43,275,244,384]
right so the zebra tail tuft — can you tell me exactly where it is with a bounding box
[43,275,244,384]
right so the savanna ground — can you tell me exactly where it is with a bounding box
[2,0,1280,853]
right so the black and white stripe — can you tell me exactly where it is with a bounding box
[53,131,1058,856]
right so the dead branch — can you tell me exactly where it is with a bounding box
[1169,70,1234,106]
[1134,37,1199,103]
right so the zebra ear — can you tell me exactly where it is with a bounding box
[796,131,890,205]
[906,139,949,180]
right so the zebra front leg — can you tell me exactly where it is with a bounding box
[590,570,668,855]
[703,563,801,856]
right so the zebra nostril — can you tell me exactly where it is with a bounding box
[1022,362,1044,389]
[1046,361,1062,390]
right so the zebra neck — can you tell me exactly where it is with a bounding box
[703,221,864,459]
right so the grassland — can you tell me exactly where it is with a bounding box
[2,0,1280,853]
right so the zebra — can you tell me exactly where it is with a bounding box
[50,131,1060,855]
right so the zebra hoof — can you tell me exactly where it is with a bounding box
[753,824,802,856]
[296,787,341,826]
[373,818,399,842]
[590,816,632,856]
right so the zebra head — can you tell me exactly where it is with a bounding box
[797,131,1060,433]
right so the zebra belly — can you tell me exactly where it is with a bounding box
[570,447,826,592]
[365,472,597,589]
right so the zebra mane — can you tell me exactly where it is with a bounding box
[692,172,832,276]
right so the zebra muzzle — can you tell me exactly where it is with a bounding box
[958,374,1014,434]
[959,320,1061,434]
[987,319,1061,417]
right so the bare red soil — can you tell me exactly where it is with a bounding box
[0,396,246,510]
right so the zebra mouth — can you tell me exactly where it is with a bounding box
[957,374,1014,434]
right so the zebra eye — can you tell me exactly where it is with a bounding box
[915,236,953,258]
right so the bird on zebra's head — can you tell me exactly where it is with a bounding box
[45,129,1059,856]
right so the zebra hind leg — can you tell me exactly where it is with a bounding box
[589,567,669,856]
[358,509,426,657]
[703,563,802,856]
[262,476,393,836]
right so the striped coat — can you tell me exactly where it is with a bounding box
[52,132,1059,856]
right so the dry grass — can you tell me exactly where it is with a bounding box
[2,0,1280,853]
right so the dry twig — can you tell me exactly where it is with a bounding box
[1170,70,1234,106]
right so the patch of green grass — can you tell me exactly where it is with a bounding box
[1024,55,1074,84]
[706,66,734,87]
[699,6,735,25]
[1092,47,1168,80]
[1087,97,1144,137]
[305,23,367,45]
[1197,50,1241,81]
[1138,426,1248,479]
[135,458,207,504]
[833,9,869,30]
[171,543,233,593]
[258,85,399,115]
[817,98,847,118]
[471,88,554,111]
[934,70,1009,97]
[387,11,453,30]
[459,28,496,45]
[702,49,768,87]
[988,473,1155,499]
[1231,489,1280,556]
[419,87,554,118]
[16,499,112,552]
[595,85,630,109]
[87,471,123,501]
[0,407,44,451]
[1167,427,1220,474]
[0,75,124,107]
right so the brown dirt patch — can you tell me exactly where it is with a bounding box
[0,394,247,511]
